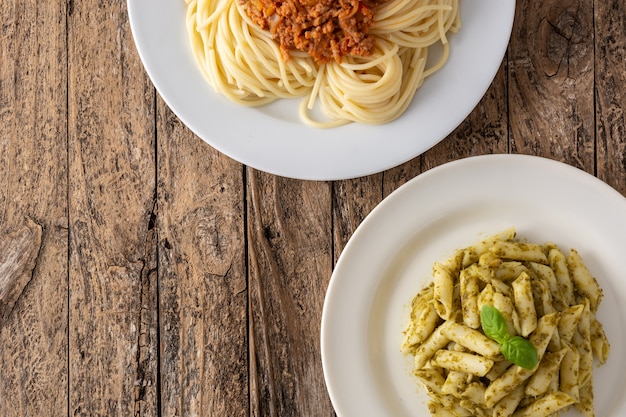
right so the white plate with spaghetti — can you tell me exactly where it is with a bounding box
[321,154,626,416]
[127,0,515,180]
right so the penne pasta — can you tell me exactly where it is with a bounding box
[441,370,472,397]
[528,312,561,359]
[459,269,481,329]
[431,350,494,377]
[485,313,560,407]
[558,304,584,343]
[485,360,512,382]
[413,321,452,369]
[490,241,548,264]
[484,364,533,408]
[461,248,479,269]
[574,379,594,417]
[440,322,502,359]
[438,395,474,417]
[511,392,575,417]
[401,299,440,354]
[560,340,580,402]
[427,400,458,417]
[413,368,446,395]
[532,278,555,317]
[441,249,464,278]
[492,291,520,336]
[470,227,517,256]
[478,251,502,269]
[590,318,610,364]
[493,385,524,417]
[548,248,575,305]
[525,348,567,397]
[573,299,593,387]
[529,261,565,310]
[460,382,487,407]
[494,261,530,282]
[512,272,537,337]
[401,228,609,417]
[433,262,456,320]
[568,249,603,312]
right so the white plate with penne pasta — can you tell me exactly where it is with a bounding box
[321,154,626,417]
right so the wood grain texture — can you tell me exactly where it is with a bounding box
[508,0,595,169]
[67,0,158,415]
[595,0,626,196]
[157,101,248,417]
[0,219,42,322]
[1,0,626,416]
[247,172,333,417]
[0,0,68,416]
[332,175,383,261]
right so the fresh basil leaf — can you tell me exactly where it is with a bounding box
[480,305,509,345]
[501,336,538,369]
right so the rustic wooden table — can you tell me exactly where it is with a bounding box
[1,0,624,416]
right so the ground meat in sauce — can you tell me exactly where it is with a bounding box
[240,0,388,64]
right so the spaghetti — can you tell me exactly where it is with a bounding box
[184,0,460,128]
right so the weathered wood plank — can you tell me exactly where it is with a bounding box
[247,172,334,416]
[0,220,42,323]
[332,175,383,261]
[1,2,623,417]
[595,0,626,197]
[508,0,595,169]
[0,0,68,415]
[157,103,248,417]
[67,0,158,415]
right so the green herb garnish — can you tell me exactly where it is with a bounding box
[480,304,509,344]
[480,305,538,369]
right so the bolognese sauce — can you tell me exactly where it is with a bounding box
[241,0,388,64]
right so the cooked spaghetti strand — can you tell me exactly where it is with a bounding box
[184,0,460,127]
